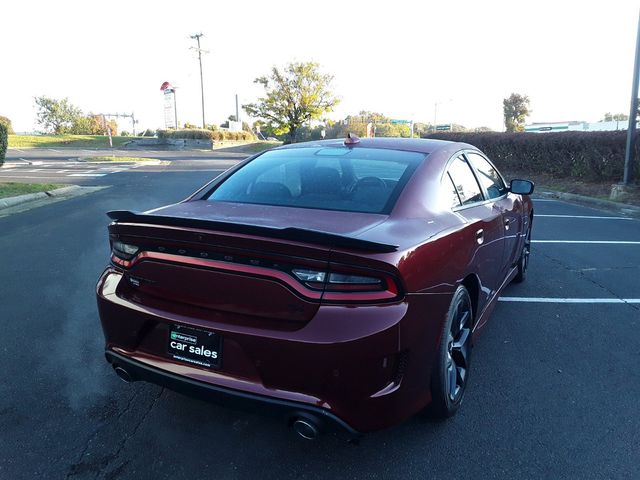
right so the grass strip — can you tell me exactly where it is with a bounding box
[211,141,281,154]
[0,182,64,199]
[9,135,132,148]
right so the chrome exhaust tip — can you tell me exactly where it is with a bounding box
[113,365,133,383]
[292,417,320,440]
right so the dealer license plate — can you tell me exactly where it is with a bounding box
[167,325,222,369]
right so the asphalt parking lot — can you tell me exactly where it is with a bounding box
[1,158,639,479]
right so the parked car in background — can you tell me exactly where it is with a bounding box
[97,136,534,439]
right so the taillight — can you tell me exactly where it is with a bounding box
[110,240,139,266]
[291,267,400,302]
[326,273,384,292]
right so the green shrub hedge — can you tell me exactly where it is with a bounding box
[422,131,638,182]
[157,129,214,140]
[158,128,255,142]
[0,123,8,165]
[0,116,14,135]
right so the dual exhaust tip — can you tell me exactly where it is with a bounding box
[111,364,322,440]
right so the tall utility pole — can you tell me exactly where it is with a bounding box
[190,33,208,129]
[623,11,640,185]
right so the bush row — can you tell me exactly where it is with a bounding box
[157,129,256,141]
[0,116,14,135]
[0,123,7,164]
[422,131,639,182]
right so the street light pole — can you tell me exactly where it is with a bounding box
[190,33,207,129]
[623,10,640,185]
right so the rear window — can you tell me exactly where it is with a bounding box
[205,147,425,214]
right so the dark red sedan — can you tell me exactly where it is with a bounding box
[97,136,534,439]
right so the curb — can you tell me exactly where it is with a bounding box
[535,190,640,218]
[0,185,83,210]
[0,191,49,208]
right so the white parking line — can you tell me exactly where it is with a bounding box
[536,214,633,220]
[67,173,107,177]
[533,240,640,244]
[500,297,640,304]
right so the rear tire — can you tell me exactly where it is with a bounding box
[429,285,473,418]
[513,222,532,283]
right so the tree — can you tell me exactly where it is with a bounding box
[602,112,629,122]
[0,116,14,135]
[503,93,531,133]
[65,114,117,135]
[34,96,83,134]
[243,62,340,142]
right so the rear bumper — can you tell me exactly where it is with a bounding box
[98,267,450,432]
[106,350,360,437]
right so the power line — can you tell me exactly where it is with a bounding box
[190,33,208,129]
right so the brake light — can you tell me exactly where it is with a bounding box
[291,267,400,301]
[111,240,139,260]
[326,273,384,292]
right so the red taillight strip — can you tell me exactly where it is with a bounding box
[112,251,322,300]
[322,275,399,302]
[111,252,401,303]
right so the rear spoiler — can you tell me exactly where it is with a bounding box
[107,210,398,253]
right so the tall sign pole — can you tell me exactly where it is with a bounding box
[623,10,640,185]
[190,33,207,129]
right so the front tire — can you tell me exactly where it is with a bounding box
[429,285,473,418]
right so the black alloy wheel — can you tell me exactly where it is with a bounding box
[514,221,532,283]
[429,285,473,418]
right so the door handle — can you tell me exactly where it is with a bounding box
[504,218,512,230]
[476,229,484,245]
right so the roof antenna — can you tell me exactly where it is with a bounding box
[344,133,360,145]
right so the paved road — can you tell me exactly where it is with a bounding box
[1,156,639,479]
[1,148,242,184]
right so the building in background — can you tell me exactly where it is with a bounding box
[525,120,630,132]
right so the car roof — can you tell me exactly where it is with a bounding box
[275,137,457,155]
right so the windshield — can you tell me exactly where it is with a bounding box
[205,146,425,214]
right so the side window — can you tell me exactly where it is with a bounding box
[466,152,507,199]
[447,156,484,206]
[441,172,462,209]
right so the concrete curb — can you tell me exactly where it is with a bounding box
[0,185,89,211]
[0,191,49,208]
[534,190,640,218]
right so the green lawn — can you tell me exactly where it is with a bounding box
[0,182,63,199]
[8,135,132,148]
[212,141,281,154]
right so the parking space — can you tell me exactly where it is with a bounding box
[501,198,640,304]
[1,178,639,479]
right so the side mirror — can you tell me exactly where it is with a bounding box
[510,179,535,195]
